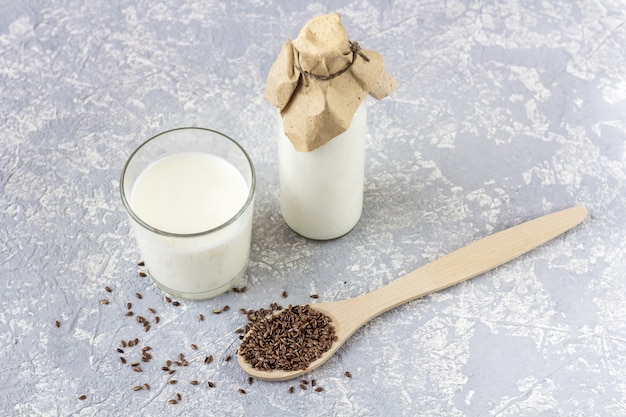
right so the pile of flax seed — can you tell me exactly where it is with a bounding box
[238,304,338,371]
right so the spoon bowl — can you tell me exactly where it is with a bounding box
[238,206,588,381]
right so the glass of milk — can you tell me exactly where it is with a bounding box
[120,127,256,300]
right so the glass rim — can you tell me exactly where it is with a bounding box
[119,127,256,238]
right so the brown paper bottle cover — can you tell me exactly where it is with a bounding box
[264,13,398,152]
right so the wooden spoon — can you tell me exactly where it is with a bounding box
[238,206,588,381]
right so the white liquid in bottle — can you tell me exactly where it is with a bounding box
[278,101,367,240]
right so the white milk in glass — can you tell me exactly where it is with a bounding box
[129,152,252,297]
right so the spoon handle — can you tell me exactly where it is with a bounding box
[339,206,587,331]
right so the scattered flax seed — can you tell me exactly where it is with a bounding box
[133,385,142,391]
[191,344,198,350]
[78,395,87,400]
[238,388,246,394]
[166,360,172,367]
[204,355,213,364]
[190,380,199,385]
[154,316,160,324]
[130,361,140,367]
[120,340,127,348]
[120,357,127,364]
[224,355,232,362]
[172,301,181,307]
[248,377,254,385]
[135,292,143,299]
[213,309,222,314]
[234,328,245,334]
[148,308,157,314]
[238,304,337,372]
[300,384,307,390]
[161,366,170,372]
[165,296,172,303]
[169,380,178,385]
[288,386,295,394]
[223,305,230,312]
[134,338,139,345]
[105,286,112,293]
[125,311,134,317]
[315,387,324,392]
[100,299,110,305]
[198,314,204,321]
[282,290,288,298]
[127,302,132,310]
[133,366,142,372]
[139,272,147,277]
[138,261,145,266]
[55,320,60,328]
[176,393,182,401]
[300,379,309,385]
[117,348,124,354]
[208,381,216,388]
[143,383,150,390]
[168,370,176,375]
[310,294,319,299]
[168,399,178,405]
[345,371,352,378]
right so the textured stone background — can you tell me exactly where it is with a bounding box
[1,0,625,416]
